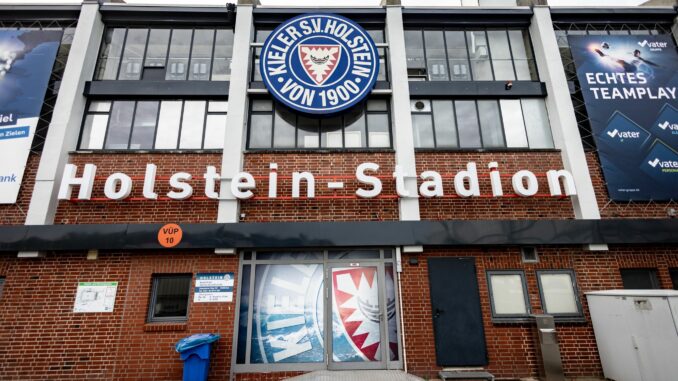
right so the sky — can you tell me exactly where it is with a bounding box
[0,0,650,6]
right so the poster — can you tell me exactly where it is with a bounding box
[194,273,234,303]
[73,282,118,313]
[0,30,62,203]
[569,35,678,201]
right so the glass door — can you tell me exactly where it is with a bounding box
[327,263,388,370]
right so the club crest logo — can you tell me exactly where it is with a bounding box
[332,267,398,361]
[260,14,379,114]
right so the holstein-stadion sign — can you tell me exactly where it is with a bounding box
[569,35,678,201]
[0,30,62,204]
[260,13,379,114]
[57,162,577,201]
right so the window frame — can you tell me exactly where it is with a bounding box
[78,99,228,151]
[245,98,393,151]
[410,98,554,150]
[404,27,539,82]
[486,270,531,322]
[535,269,584,320]
[620,268,661,290]
[147,274,193,323]
[94,26,234,82]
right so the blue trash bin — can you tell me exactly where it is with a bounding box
[176,333,220,381]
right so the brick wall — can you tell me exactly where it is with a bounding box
[0,251,238,381]
[587,152,673,219]
[0,154,40,225]
[400,245,678,379]
[55,153,221,224]
[416,152,575,220]
[241,152,398,222]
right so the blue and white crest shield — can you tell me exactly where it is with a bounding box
[260,14,380,114]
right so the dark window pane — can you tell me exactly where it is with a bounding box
[478,100,504,148]
[367,30,384,44]
[119,29,148,80]
[145,29,170,68]
[321,116,343,148]
[367,113,390,147]
[256,252,323,260]
[189,29,215,80]
[152,276,191,319]
[273,107,296,148]
[96,28,126,80]
[621,269,660,289]
[297,116,319,148]
[432,100,457,147]
[455,100,481,148]
[446,31,471,81]
[405,30,426,79]
[344,108,366,148]
[412,114,434,148]
[252,100,273,112]
[129,101,159,149]
[166,29,192,80]
[0,277,5,299]
[328,250,380,259]
[104,101,135,149]
[367,99,388,112]
[467,31,493,80]
[249,114,272,148]
[670,269,678,290]
[424,31,448,81]
[487,30,514,80]
[212,29,234,81]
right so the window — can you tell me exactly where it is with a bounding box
[79,100,227,150]
[247,99,391,149]
[411,98,553,149]
[95,28,234,81]
[671,269,678,290]
[621,268,661,289]
[0,277,4,299]
[487,270,530,320]
[536,270,582,317]
[252,28,388,82]
[405,29,537,81]
[148,274,192,322]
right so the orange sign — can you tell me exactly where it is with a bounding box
[158,223,182,248]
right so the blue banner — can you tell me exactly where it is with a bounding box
[569,35,678,201]
[0,29,62,203]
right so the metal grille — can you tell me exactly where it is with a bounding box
[0,20,77,154]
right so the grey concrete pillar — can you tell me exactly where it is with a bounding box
[385,3,421,222]
[24,0,104,226]
[217,1,256,223]
[530,6,607,251]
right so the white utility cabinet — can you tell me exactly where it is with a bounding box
[586,290,678,381]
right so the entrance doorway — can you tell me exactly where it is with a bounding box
[232,249,402,373]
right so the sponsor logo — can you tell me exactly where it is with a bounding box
[606,128,641,140]
[638,39,668,51]
[260,14,379,114]
[658,121,678,134]
[647,158,678,172]
[0,126,30,140]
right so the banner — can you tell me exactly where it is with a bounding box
[0,30,62,204]
[569,35,678,201]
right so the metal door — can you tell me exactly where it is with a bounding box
[428,257,488,366]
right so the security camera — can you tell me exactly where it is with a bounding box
[414,101,426,110]
[505,81,513,90]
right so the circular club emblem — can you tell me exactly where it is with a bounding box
[260,14,380,114]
